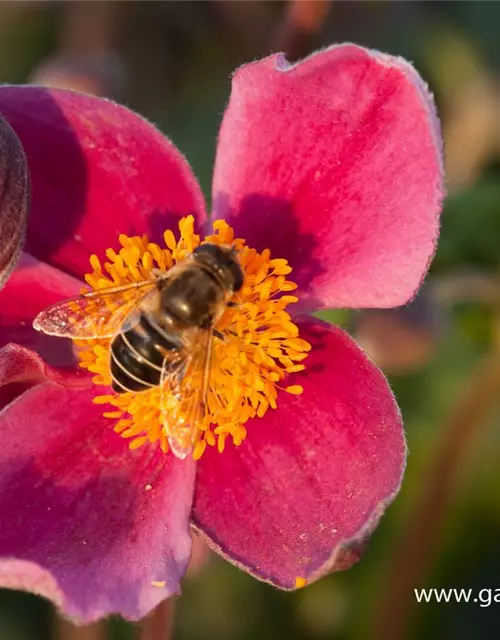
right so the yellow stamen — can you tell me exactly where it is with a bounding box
[76,215,311,458]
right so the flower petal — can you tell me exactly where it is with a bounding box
[213,44,444,309]
[0,253,81,366]
[0,343,88,411]
[0,115,29,290]
[0,86,206,279]
[192,318,405,588]
[0,383,196,622]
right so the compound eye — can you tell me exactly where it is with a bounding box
[230,264,243,292]
[194,243,243,291]
[193,244,218,258]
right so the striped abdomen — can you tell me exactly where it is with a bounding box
[110,314,181,393]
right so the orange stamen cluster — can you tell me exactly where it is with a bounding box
[77,216,311,459]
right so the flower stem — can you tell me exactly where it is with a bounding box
[373,352,500,640]
[55,617,106,640]
[60,0,117,56]
[274,0,332,61]
[137,599,176,640]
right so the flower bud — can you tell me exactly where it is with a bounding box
[0,116,29,290]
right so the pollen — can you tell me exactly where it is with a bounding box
[295,577,308,588]
[77,215,311,458]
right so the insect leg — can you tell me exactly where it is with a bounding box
[201,329,214,417]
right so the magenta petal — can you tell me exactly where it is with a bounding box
[0,86,206,279]
[0,383,196,622]
[0,115,29,290]
[0,253,82,366]
[0,343,89,411]
[213,44,444,309]
[192,318,405,588]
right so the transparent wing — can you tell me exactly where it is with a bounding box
[159,327,214,459]
[33,280,160,339]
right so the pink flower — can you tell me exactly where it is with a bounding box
[0,45,443,623]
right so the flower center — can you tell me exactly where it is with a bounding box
[77,215,310,459]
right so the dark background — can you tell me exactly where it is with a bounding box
[0,1,499,639]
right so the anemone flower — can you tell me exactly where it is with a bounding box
[0,44,443,624]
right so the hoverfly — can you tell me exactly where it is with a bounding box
[34,243,244,458]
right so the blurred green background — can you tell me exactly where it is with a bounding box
[0,1,499,639]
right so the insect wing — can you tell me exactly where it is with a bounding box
[33,280,159,339]
[160,328,214,459]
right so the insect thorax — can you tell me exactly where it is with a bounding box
[159,266,225,328]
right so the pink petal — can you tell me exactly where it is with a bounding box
[192,318,405,588]
[0,253,81,366]
[0,343,88,411]
[0,86,206,279]
[0,116,29,290]
[213,44,444,309]
[0,383,196,622]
